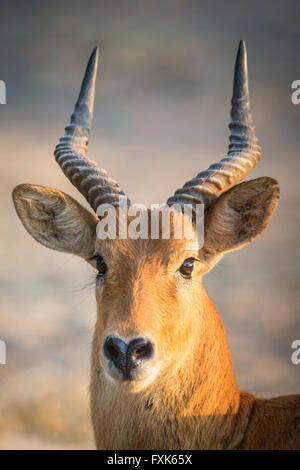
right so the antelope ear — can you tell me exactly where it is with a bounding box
[202,177,280,261]
[12,184,98,258]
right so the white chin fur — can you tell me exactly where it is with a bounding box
[100,359,161,393]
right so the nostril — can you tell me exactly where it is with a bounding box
[103,336,127,362]
[129,338,154,361]
[134,342,153,359]
[106,342,119,360]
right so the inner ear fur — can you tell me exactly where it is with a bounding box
[202,177,280,259]
[13,184,98,258]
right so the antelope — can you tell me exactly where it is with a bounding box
[13,41,300,450]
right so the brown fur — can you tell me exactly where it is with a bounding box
[12,176,300,449]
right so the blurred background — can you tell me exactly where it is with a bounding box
[0,0,299,449]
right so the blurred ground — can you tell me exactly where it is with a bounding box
[0,0,299,449]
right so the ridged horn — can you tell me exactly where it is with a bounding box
[54,48,130,212]
[167,40,261,208]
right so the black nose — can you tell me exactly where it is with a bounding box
[103,336,154,379]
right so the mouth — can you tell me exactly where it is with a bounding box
[101,358,160,392]
[109,360,147,381]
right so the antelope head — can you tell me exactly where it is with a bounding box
[13,42,279,394]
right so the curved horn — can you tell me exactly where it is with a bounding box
[54,48,130,212]
[167,40,261,208]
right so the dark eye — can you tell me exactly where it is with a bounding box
[89,254,107,279]
[179,258,195,279]
[96,257,107,278]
